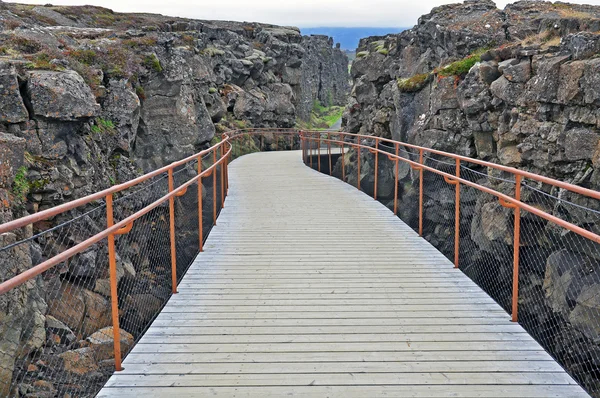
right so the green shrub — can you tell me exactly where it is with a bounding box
[208,87,218,94]
[67,48,97,65]
[91,118,116,135]
[143,53,162,72]
[356,51,369,58]
[135,85,146,100]
[377,48,389,55]
[12,166,29,201]
[397,73,432,93]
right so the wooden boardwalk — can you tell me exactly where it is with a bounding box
[98,151,589,397]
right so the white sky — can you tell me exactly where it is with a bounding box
[15,0,600,27]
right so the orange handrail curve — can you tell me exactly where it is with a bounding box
[0,137,234,235]
[0,142,232,295]
[303,133,600,244]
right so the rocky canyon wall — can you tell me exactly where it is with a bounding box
[342,0,600,395]
[0,3,348,396]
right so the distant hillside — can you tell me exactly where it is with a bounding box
[300,27,407,50]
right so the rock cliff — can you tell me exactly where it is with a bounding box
[0,3,348,396]
[342,0,600,395]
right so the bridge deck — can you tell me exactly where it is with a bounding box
[98,151,588,397]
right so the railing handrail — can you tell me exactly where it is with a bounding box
[302,132,600,244]
[0,139,233,295]
[302,130,600,201]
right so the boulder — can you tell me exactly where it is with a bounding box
[101,79,141,153]
[47,283,111,338]
[26,70,100,121]
[543,249,595,316]
[134,76,215,172]
[564,128,599,161]
[58,347,98,375]
[569,284,600,342]
[0,132,26,189]
[86,327,134,360]
[0,62,29,123]
[0,232,46,397]
[45,315,76,345]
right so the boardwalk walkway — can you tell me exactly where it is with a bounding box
[98,151,588,397]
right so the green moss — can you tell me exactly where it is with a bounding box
[67,48,97,65]
[143,53,162,72]
[435,48,488,78]
[208,87,218,94]
[201,47,225,57]
[91,118,116,135]
[24,53,62,71]
[29,178,49,191]
[299,100,343,129]
[377,48,389,55]
[356,51,369,58]
[12,166,29,201]
[135,85,146,100]
[397,73,432,93]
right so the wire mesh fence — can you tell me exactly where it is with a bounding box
[310,133,600,397]
[0,142,230,397]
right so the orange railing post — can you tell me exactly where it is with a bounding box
[498,174,522,322]
[310,134,314,169]
[373,139,379,200]
[167,168,178,294]
[419,149,423,236]
[318,134,321,172]
[443,159,461,268]
[213,148,217,226]
[105,193,123,371]
[357,139,361,191]
[341,139,345,182]
[393,143,399,216]
[454,159,461,267]
[220,144,225,209]
[198,156,203,252]
[512,175,522,322]
[328,132,332,176]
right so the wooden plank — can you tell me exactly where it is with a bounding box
[129,341,545,353]
[121,350,556,364]
[103,372,578,387]
[118,360,565,374]
[97,385,589,398]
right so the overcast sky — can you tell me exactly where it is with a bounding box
[16,0,600,27]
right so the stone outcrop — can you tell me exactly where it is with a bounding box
[341,1,600,395]
[0,4,348,396]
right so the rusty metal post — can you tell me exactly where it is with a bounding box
[105,194,123,371]
[454,159,461,268]
[328,133,332,176]
[197,157,203,252]
[341,141,345,182]
[357,140,361,191]
[373,139,379,200]
[394,143,399,216]
[512,175,522,322]
[443,160,461,268]
[213,149,217,226]
[419,149,423,237]
[318,135,321,172]
[220,144,225,209]
[310,134,314,169]
[167,168,178,294]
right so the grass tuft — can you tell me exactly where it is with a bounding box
[397,73,432,93]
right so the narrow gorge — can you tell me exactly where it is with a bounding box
[1,0,600,397]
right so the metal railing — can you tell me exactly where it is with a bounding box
[1,128,599,396]
[301,130,600,397]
